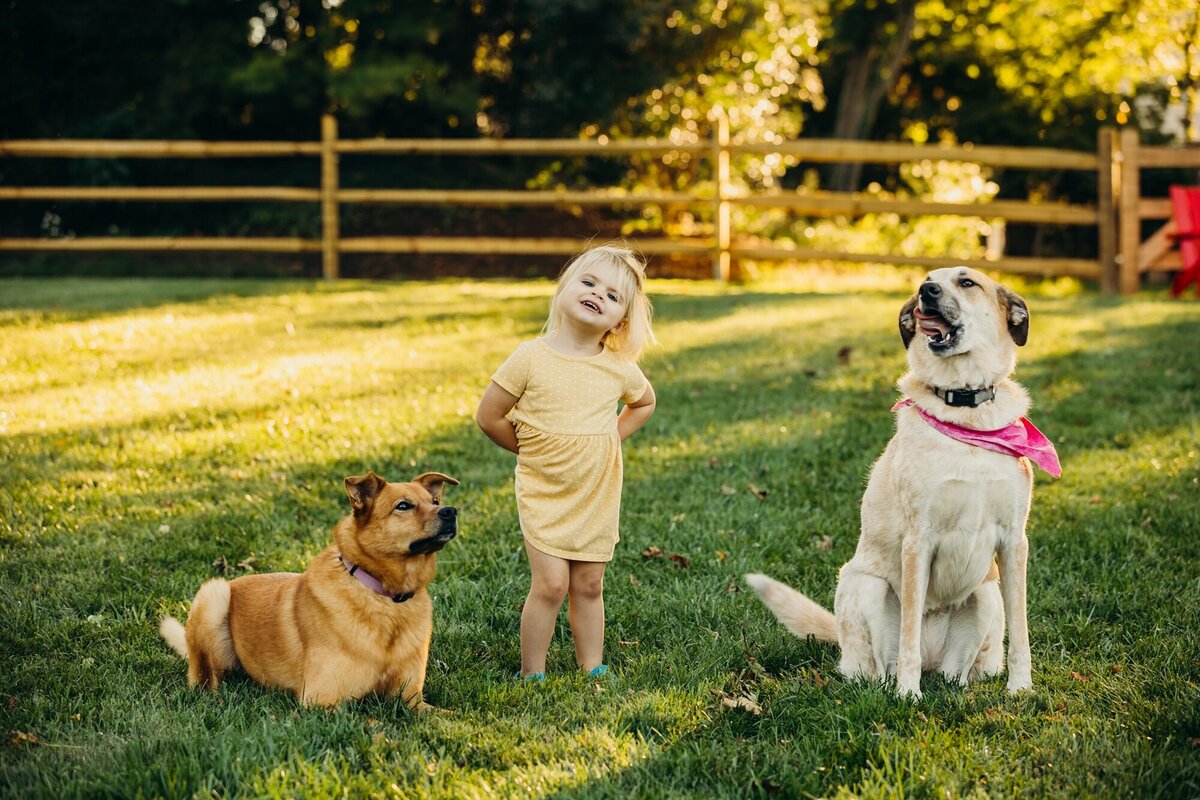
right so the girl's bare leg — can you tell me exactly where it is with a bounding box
[567,560,607,671]
[521,541,569,676]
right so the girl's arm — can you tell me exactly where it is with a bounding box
[617,383,656,442]
[476,382,520,454]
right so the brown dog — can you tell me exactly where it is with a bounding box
[159,471,458,710]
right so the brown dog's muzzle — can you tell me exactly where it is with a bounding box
[409,506,458,554]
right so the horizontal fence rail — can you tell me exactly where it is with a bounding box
[1,114,1197,292]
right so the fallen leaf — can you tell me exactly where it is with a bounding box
[1188,737,1200,748]
[707,457,721,469]
[5,731,42,748]
[713,689,762,715]
[810,667,829,687]
[669,553,692,569]
[715,550,728,562]
[814,535,833,551]
[628,574,642,587]
[747,484,768,501]
[837,346,852,365]
[237,556,258,573]
[1088,495,1102,504]
[719,484,738,495]
[1111,664,1122,674]
[1069,671,1090,683]
[641,546,664,559]
[211,555,229,575]
[618,640,640,648]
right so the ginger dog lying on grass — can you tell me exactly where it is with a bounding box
[159,471,458,710]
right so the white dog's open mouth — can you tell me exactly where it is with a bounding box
[914,307,960,351]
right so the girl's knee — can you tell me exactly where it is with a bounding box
[569,572,604,601]
[530,575,569,604]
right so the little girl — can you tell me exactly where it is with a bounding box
[476,244,657,679]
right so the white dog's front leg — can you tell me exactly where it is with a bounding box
[897,536,930,699]
[998,535,1032,692]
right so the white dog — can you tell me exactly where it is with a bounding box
[747,267,1059,699]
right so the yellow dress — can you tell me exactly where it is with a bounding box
[491,338,649,562]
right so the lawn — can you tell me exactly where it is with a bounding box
[1,273,1198,799]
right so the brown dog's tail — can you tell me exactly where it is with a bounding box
[744,573,838,643]
[158,579,238,689]
[159,616,189,658]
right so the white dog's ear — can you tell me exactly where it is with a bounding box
[999,287,1029,346]
[899,294,919,349]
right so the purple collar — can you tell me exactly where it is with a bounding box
[338,556,414,603]
[894,398,1062,477]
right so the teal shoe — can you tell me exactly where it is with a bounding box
[587,664,610,679]
[516,671,545,681]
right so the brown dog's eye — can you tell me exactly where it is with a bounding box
[394,501,414,512]
[431,498,440,506]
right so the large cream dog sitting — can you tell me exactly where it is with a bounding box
[747,267,1060,699]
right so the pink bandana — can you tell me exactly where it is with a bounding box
[893,398,1062,477]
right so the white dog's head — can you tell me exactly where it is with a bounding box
[898,267,1029,385]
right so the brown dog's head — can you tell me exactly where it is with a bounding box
[344,471,459,556]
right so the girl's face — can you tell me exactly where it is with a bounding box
[563,260,629,337]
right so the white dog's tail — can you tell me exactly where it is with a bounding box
[744,573,838,643]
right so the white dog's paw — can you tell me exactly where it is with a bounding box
[897,681,923,701]
[1006,676,1033,694]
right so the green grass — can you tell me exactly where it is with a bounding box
[1,273,1198,799]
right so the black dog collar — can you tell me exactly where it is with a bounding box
[932,386,995,407]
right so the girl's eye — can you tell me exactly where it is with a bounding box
[582,279,594,287]
[395,501,413,512]
[607,293,618,302]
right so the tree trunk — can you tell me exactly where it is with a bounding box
[826,0,920,191]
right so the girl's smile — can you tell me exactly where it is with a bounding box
[567,263,627,334]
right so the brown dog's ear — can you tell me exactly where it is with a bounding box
[345,472,387,517]
[413,472,459,501]
[898,294,919,349]
[998,286,1029,346]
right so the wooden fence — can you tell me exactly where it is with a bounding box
[1,114,1198,293]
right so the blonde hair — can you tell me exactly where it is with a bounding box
[545,243,655,362]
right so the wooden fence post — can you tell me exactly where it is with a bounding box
[711,111,731,281]
[321,114,340,280]
[1116,127,1141,294]
[1096,127,1118,294]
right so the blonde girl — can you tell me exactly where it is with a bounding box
[476,244,656,679]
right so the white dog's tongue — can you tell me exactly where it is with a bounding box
[914,308,951,337]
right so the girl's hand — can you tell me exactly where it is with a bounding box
[476,382,521,454]
[617,383,656,442]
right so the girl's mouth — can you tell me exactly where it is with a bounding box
[581,300,601,313]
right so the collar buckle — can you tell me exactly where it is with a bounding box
[935,386,995,407]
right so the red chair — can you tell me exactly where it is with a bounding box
[1169,185,1200,297]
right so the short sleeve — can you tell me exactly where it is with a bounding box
[621,362,649,405]
[491,341,533,398]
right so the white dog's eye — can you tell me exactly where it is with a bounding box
[958,278,975,288]
[395,501,414,512]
